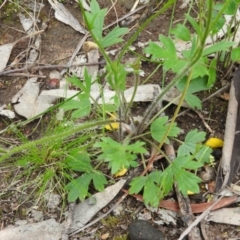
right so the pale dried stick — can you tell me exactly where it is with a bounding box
[131,0,140,12]
[178,196,224,240]
[220,79,238,190]
[0,0,7,10]
[107,0,118,24]
[0,61,105,76]
[194,110,213,133]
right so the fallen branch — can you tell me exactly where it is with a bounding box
[0,61,106,76]
[217,66,240,191]
[177,196,224,240]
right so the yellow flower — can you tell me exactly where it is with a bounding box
[115,168,127,177]
[205,138,224,148]
[105,112,119,130]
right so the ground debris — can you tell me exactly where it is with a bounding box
[0,219,64,240]
[128,220,165,240]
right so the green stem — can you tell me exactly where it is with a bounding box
[136,0,213,134]
[142,63,161,85]
[158,70,193,150]
[0,119,114,162]
[167,0,177,36]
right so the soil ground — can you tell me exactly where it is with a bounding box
[0,1,238,240]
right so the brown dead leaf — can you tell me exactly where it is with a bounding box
[101,232,110,239]
[219,92,230,100]
[123,189,237,213]
[83,41,99,53]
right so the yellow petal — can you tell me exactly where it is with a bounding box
[187,190,195,195]
[105,122,119,130]
[205,138,224,148]
[105,112,119,130]
[115,168,127,177]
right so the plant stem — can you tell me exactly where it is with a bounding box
[158,70,193,150]
[136,0,213,134]
[0,119,114,162]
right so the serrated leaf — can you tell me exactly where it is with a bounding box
[129,176,146,194]
[171,24,191,41]
[151,116,181,144]
[192,60,209,78]
[125,141,147,154]
[185,94,202,109]
[173,155,203,170]
[144,42,169,59]
[102,27,128,48]
[194,145,212,163]
[178,129,206,156]
[92,172,107,191]
[66,173,92,202]
[66,181,80,202]
[87,0,106,39]
[172,163,201,195]
[159,34,177,58]
[67,69,92,93]
[66,151,93,172]
[171,59,188,73]
[71,98,91,118]
[177,76,210,94]
[143,176,160,207]
[94,137,120,149]
[184,161,203,170]
[148,171,162,183]
[67,75,83,89]
[159,168,174,196]
[176,170,201,195]
[144,35,177,61]
[110,155,129,174]
[94,137,143,175]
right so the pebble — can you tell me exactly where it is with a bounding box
[128,220,165,240]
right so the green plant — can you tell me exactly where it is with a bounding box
[129,130,212,206]
[1,0,239,211]
[94,137,147,175]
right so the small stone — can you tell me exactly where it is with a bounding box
[46,78,60,89]
[31,210,43,222]
[15,220,28,226]
[44,192,61,209]
[128,220,165,240]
